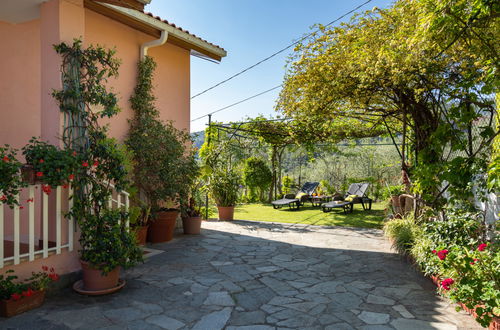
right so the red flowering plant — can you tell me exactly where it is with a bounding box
[435,242,499,327]
[0,266,59,301]
[22,137,78,190]
[0,145,26,207]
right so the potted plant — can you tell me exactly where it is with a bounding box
[129,205,151,245]
[181,181,204,234]
[209,169,240,221]
[126,56,198,243]
[0,145,26,207]
[0,266,59,317]
[21,137,77,186]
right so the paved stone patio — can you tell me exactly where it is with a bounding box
[0,220,482,329]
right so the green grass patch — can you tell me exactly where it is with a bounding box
[233,202,386,229]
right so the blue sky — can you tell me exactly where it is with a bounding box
[145,0,394,132]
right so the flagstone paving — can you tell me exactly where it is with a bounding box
[0,220,482,329]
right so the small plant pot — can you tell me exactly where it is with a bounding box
[80,260,120,291]
[217,206,235,221]
[20,164,41,185]
[134,225,149,246]
[182,216,202,235]
[0,290,45,317]
[148,210,178,243]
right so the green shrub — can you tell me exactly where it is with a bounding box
[383,216,422,255]
[243,157,271,202]
[381,184,405,200]
[423,210,481,248]
[282,176,295,194]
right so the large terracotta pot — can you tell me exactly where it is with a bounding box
[217,206,235,221]
[0,290,45,317]
[182,216,202,235]
[134,225,149,246]
[80,260,119,291]
[148,210,178,243]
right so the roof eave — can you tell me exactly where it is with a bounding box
[98,2,227,61]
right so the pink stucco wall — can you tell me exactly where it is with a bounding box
[0,19,41,149]
[85,9,191,140]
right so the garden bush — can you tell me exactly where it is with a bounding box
[383,215,422,255]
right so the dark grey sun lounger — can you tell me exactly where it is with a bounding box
[272,182,319,210]
[322,182,373,213]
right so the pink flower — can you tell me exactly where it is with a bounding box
[437,249,449,260]
[432,250,437,254]
[470,258,479,265]
[477,243,487,251]
[10,293,21,301]
[441,278,454,290]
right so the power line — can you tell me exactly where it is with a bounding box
[190,85,282,122]
[191,0,373,100]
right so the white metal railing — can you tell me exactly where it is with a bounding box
[0,183,129,268]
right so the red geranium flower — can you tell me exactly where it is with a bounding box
[39,159,44,163]
[68,174,74,181]
[93,160,99,167]
[62,184,69,189]
[48,273,59,281]
[26,198,34,203]
[19,206,24,210]
[22,288,34,297]
[42,266,48,271]
[10,293,21,301]
[50,267,54,273]
[437,249,449,260]
[72,151,77,156]
[441,278,454,290]
[431,250,437,254]
[36,172,43,177]
[42,185,52,195]
[0,195,7,201]
[2,156,9,162]
[477,243,487,251]
[82,161,89,167]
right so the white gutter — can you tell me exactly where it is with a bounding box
[99,3,227,61]
[141,29,168,60]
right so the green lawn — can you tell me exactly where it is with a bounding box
[233,202,386,229]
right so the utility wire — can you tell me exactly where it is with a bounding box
[191,0,373,100]
[190,85,282,122]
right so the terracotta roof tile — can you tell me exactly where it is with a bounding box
[142,11,225,52]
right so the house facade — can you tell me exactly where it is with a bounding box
[0,0,226,278]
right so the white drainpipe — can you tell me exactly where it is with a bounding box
[140,30,168,60]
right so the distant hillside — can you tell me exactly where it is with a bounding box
[191,131,205,149]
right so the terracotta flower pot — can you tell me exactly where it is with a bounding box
[217,206,235,221]
[148,210,178,243]
[80,260,120,291]
[20,164,41,185]
[0,290,45,317]
[182,216,202,235]
[134,225,149,246]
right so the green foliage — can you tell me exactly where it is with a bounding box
[0,146,25,207]
[423,210,482,248]
[381,185,405,200]
[383,216,422,255]
[243,157,272,202]
[127,56,198,212]
[22,137,78,187]
[0,267,59,300]
[282,175,295,194]
[54,39,142,273]
[209,169,240,207]
[79,209,142,274]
